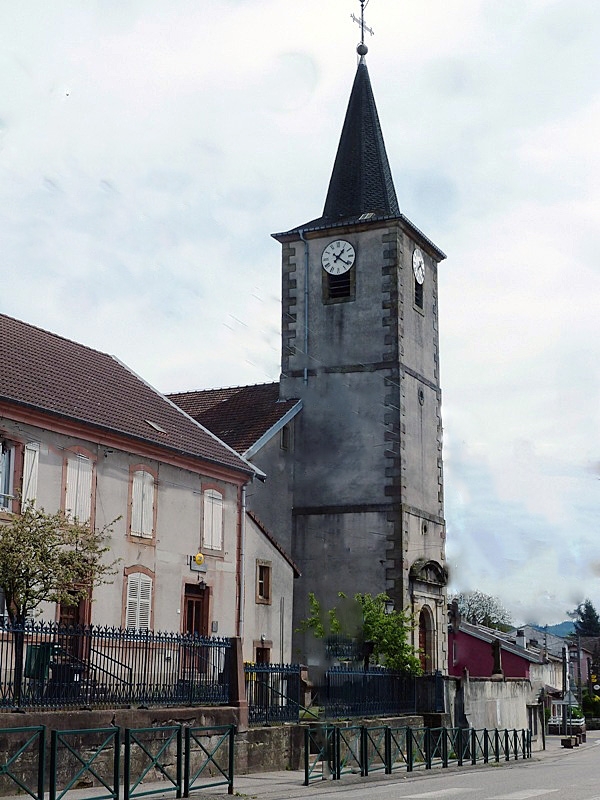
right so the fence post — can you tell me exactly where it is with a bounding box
[176,725,183,799]
[483,728,489,763]
[406,727,413,773]
[425,727,432,769]
[334,727,341,781]
[113,727,120,800]
[456,727,463,766]
[494,728,500,762]
[228,725,235,795]
[384,727,391,774]
[504,729,510,761]
[303,728,309,786]
[471,728,477,765]
[442,728,448,768]
[124,729,131,800]
[183,727,190,798]
[38,726,46,800]
[360,727,367,777]
[49,730,57,800]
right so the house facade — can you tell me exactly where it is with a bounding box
[0,314,296,663]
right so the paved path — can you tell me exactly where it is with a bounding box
[0,735,585,800]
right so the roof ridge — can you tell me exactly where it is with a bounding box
[0,312,113,360]
[168,381,279,398]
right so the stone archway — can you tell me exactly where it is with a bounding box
[409,558,448,673]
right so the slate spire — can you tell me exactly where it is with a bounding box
[321,56,400,223]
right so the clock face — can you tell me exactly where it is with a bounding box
[321,240,356,275]
[412,248,425,285]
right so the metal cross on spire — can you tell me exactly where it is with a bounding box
[351,0,374,53]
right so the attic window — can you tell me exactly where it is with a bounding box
[145,420,166,434]
[358,212,375,221]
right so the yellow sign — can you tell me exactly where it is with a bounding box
[194,552,205,566]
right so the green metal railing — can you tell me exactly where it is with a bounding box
[49,727,119,800]
[304,725,532,785]
[0,725,45,800]
[183,725,235,795]
[123,726,182,800]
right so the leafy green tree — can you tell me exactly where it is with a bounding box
[570,598,600,637]
[298,591,421,674]
[453,590,511,630]
[0,505,117,625]
[0,506,118,704]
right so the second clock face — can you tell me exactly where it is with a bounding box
[321,240,356,275]
[412,248,425,284]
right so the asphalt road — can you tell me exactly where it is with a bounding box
[225,736,600,800]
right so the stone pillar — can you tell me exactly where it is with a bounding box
[229,636,249,732]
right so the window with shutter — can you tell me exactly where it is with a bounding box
[203,489,223,550]
[131,470,155,538]
[65,454,93,523]
[125,572,153,630]
[21,442,39,511]
[0,446,14,511]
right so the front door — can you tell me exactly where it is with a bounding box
[184,584,208,636]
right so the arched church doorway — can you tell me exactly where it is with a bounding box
[418,606,434,673]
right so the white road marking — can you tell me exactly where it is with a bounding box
[489,791,559,800]
[400,790,475,798]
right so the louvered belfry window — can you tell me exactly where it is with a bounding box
[125,572,152,630]
[203,489,223,550]
[65,453,92,523]
[21,442,39,511]
[131,470,155,538]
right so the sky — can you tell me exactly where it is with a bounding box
[1,0,599,626]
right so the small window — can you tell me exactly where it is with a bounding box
[65,453,93,523]
[256,561,272,604]
[280,424,292,452]
[323,268,356,304]
[203,489,223,550]
[125,572,153,630]
[131,469,155,539]
[0,444,14,511]
[414,276,424,309]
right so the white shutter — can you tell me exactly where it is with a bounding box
[65,454,92,523]
[125,573,152,630]
[138,574,152,629]
[131,471,155,538]
[22,443,39,510]
[203,489,223,550]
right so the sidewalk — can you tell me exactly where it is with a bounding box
[0,736,587,800]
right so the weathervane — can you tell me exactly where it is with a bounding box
[351,0,374,55]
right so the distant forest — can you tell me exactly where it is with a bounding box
[530,621,575,637]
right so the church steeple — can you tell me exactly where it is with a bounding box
[321,56,400,224]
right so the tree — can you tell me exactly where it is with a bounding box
[569,598,600,637]
[298,591,422,674]
[0,505,117,704]
[0,505,117,625]
[453,590,512,630]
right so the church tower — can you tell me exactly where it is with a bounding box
[273,24,447,672]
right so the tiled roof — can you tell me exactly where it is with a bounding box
[247,510,301,577]
[0,313,254,476]
[168,383,300,455]
[282,60,398,233]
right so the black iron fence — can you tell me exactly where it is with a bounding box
[318,666,445,719]
[0,620,232,710]
[243,664,446,725]
[244,664,302,725]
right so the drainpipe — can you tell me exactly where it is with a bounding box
[238,484,247,640]
[298,229,309,385]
